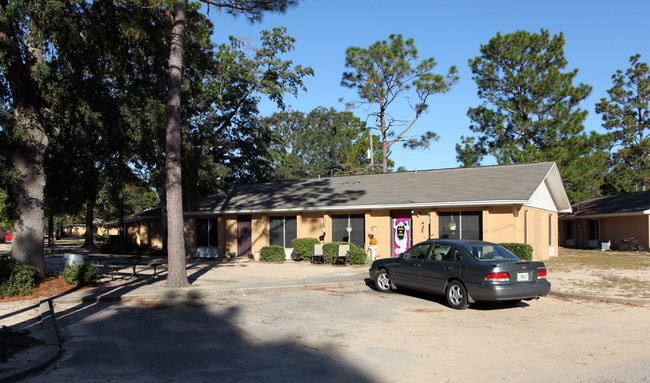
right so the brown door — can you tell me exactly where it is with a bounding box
[237,215,252,257]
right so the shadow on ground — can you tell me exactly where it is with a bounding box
[28,289,374,382]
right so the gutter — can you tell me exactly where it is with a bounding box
[188,200,531,216]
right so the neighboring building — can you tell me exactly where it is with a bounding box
[64,219,107,238]
[184,162,571,261]
[559,191,650,251]
[106,207,164,250]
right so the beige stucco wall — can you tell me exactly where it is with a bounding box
[530,207,557,260]
[365,210,391,258]
[64,224,107,238]
[602,215,649,250]
[128,203,563,261]
[299,212,326,242]
[564,215,650,250]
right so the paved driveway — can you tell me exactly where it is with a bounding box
[30,284,650,382]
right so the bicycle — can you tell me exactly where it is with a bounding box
[619,237,643,251]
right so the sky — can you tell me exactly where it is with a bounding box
[203,0,650,171]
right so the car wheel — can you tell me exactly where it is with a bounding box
[446,280,469,310]
[375,269,393,293]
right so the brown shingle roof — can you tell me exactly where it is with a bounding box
[192,162,569,214]
[563,191,650,218]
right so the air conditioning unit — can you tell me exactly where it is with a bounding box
[600,240,611,251]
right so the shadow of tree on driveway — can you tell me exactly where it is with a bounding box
[33,291,374,382]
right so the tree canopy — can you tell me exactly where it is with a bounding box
[261,107,374,179]
[456,29,610,202]
[342,34,458,173]
[595,54,650,193]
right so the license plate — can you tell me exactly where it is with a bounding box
[517,272,530,282]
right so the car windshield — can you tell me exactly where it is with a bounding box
[464,244,520,261]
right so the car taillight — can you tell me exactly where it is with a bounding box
[538,269,547,280]
[485,272,510,282]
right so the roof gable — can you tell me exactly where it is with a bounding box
[193,162,571,215]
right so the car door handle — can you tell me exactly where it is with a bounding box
[444,266,452,271]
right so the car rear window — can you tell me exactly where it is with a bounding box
[464,244,520,261]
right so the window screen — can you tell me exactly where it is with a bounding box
[269,216,297,248]
[332,214,365,248]
[197,218,218,247]
[565,221,575,239]
[438,211,482,240]
[589,220,599,240]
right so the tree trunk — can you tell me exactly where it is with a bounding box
[11,124,47,277]
[48,213,54,247]
[165,0,189,288]
[118,188,126,252]
[4,18,48,277]
[160,183,168,256]
[83,190,96,248]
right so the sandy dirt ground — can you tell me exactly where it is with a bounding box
[2,251,650,382]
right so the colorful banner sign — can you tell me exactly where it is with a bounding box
[392,213,411,257]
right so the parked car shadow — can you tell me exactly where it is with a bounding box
[364,278,531,310]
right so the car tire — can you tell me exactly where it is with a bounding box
[375,269,393,293]
[446,280,469,310]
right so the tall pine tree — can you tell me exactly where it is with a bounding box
[457,29,610,202]
[596,54,649,193]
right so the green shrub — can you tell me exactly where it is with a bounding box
[291,238,321,261]
[94,233,109,243]
[499,243,533,261]
[260,245,286,262]
[0,258,39,297]
[323,242,367,265]
[347,245,368,265]
[62,262,98,287]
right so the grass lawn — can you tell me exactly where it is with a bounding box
[547,248,650,271]
[547,248,650,298]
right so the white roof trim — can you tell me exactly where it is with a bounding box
[190,200,529,216]
[561,211,649,219]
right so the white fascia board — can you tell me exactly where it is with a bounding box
[189,200,529,216]
[560,211,649,219]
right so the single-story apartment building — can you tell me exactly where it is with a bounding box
[64,219,107,238]
[106,207,164,249]
[112,162,571,261]
[559,190,650,251]
[181,162,570,261]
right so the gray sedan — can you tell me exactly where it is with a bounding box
[368,239,551,309]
